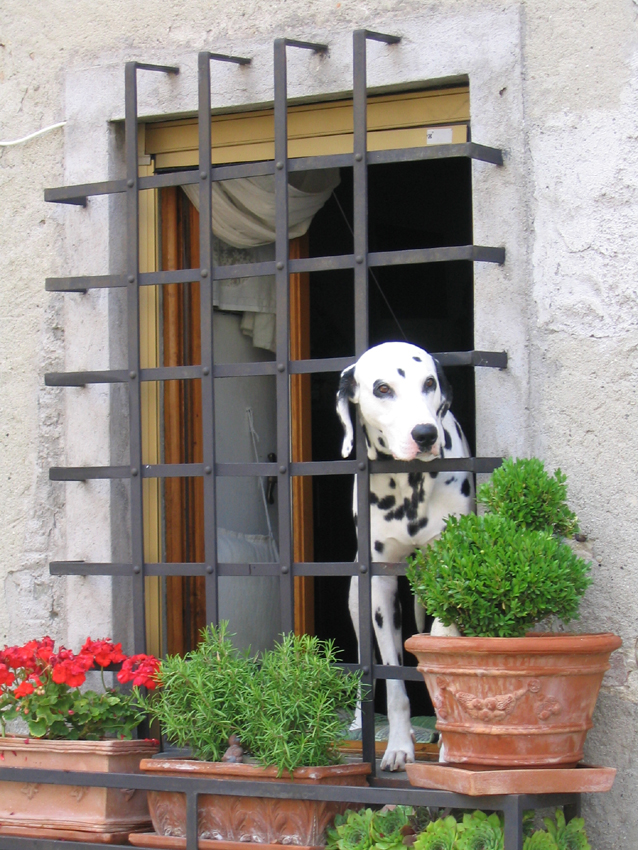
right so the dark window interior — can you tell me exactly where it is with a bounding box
[309,157,474,715]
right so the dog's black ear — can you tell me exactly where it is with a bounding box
[434,358,453,418]
[336,365,358,457]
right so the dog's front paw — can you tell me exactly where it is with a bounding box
[380,740,415,772]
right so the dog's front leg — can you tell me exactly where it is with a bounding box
[348,573,415,771]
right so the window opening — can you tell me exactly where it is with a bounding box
[45,34,506,774]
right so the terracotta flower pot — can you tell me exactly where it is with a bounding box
[404,632,622,769]
[0,736,159,843]
[139,759,371,846]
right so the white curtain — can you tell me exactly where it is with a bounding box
[182,169,340,351]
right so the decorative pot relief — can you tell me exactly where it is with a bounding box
[435,677,562,723]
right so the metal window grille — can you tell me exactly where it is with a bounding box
[20,31,581,850]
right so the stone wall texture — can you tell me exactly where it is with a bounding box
[1,1,637,845]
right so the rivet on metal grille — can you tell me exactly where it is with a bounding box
[131,468,138,477]
[127,178,134,188]
[360,564,368,574]
[205,466,212,474]
[358,461,366,470]
[128,274,135,283]
[200,171,208,179]
[133,565,141,574]
[277,363,285,372]
[355,153,363,161]
[279,465,287,474]
[206,565,214,574]
[356,255,364,264]
[363,666,370,675]
[202,366,210,375]
[281,565,289,574]
[276,261,284,270]
[129,371,137,379]
[201,268,208,277]
[276,161,284,170]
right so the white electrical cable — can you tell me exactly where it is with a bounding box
[0,121,66,147]
[246,407,279,560]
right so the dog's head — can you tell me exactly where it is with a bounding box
[336,342,452,461]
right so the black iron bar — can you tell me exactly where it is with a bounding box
[273,38,327,633]
[45,274,126,292]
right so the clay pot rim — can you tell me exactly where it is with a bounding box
[0,736,159,755]
[140,758,371,781]
[405,631,622,655]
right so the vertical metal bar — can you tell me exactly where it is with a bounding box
[564,798,582,822]
[352,29,375,771]
[198,52,219,626]
[503,796,524,850]
[186,790,199,850]
[273,38,294,633]
[125,62,147,653]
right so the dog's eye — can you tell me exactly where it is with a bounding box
[423,377,437,392]
[373,381,393,398]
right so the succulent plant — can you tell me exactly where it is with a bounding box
[413,816,458,850]
[455,812,503,850]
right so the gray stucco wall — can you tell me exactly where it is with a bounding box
[1,1,637,845]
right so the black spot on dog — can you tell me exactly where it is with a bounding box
[445,476,457,485]
[461,478,471,497]
[338,365,356,400]
[375,610,384,629]
[374,540,385,553]
[397,368,405,378]
[455,421,463,440]
[389,478,396,489]
[369,491,379,505]
[384,502,406,522]
[429,470,439,479]
[440,446,445,459]
[408,471,423,488]
[376,448,393,461]
[378,436,386,448]
[412,356,422,362]
[393,593,401,631]
[377,495,396,510]
[444,429,452,450]
[408,516,429,537]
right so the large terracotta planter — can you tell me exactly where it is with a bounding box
[0,736,159,842]
[404,632,622,769]
[139,759,371,846]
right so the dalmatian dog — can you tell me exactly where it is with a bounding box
[336,342,473,771]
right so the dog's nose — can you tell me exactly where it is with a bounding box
[411,423,438,450]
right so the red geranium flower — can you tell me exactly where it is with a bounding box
[13,681,34,698]
[81,637,126,668]
[117,654,160,689]
[0,663,15,687]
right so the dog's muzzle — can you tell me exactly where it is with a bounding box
[411,423,439,452]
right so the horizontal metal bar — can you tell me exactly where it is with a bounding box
[362,30,401,44]
[139,170,199,191]
[290,460,359,476]
[133,62,179,74]
[214,361,278,377]
[0,765,579,812]
[370,456,503,475]
[369,245,505,267]
[282,38,328,52]
[290,254,354,273]
[205,52,251,65]
[438,350,508,369]
[45,274,126,292]
[218,562,281,577]
[50,561,133,576]
[49,466,130,481]
[371,562,408,576]
[44,179,126,205]
[212,260,276,280]
[45,370,129,387]
[142,463,205,478]
[373,664,423,682]
[289,356,354,374]
[293,561,359,576]
[368,142,504,167]
[140,268,200,285]
[49,457,501,482]
[44,143,504,207]
[141,365,205,381]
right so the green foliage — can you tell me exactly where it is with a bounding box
[328,809,588,850]
[542,810,591,850]
[406,512,591,637]
[455,811,503,850]
[413,816,458,850]
[477,458,579,537]
[327,807,414,850]
[142,622,256,762]
[241,633,362,775]
[142,625,362,771]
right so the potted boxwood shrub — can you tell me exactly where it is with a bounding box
[405,458,622,770]
[136,624,370,846]
[0,636,159,842]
